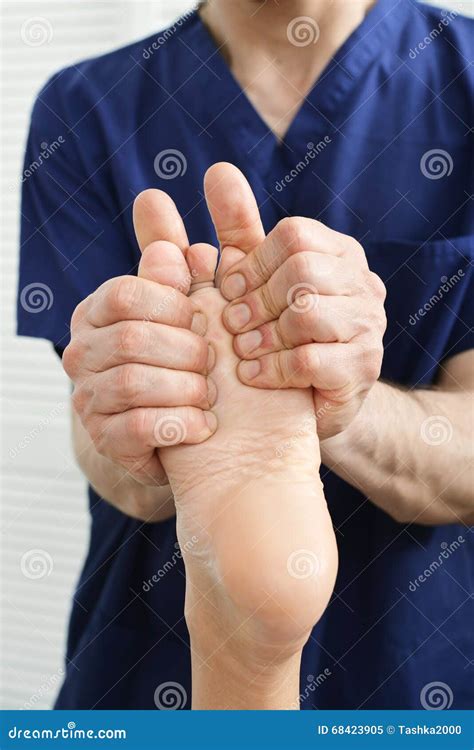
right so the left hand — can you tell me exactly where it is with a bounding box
[204,162,387,440]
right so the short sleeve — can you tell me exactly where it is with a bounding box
[17,70,139,353]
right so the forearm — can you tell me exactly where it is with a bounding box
[320,381,473,525]
[72,410,175,522]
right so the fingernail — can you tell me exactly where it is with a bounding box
[236,329,262,355]
[239,359,261,380]
[223,273,247,300]
[226,303,251,330]
[191,311,207,335]
[207,344,216,372]
[206,377,217,406]
[204,411,217,433]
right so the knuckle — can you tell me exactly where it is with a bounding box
[109,276,138,318]
[190,336,209,372]
[62,340,84,379]
[368,271,387,301]
[118,321,147,360]
[126,409,149,443]
[88,417,106,453]
[276,216,306,254]
[186,374,207,405]
[115,364,141,405]
[70,296,89,331]
[277,216,305,253]
[71,384,90,416]
[294,346,319,379]
[290,252,317,289]
[259,282,280,319]
[361,341,383,381]
[347,236,365,258]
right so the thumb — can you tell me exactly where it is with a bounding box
[204,162,265,255]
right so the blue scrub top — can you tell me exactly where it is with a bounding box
[18,1,474,710]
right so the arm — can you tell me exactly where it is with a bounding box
[320,350,474,526]
[71,409,175,521]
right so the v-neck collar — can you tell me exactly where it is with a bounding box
[176,0,411,167]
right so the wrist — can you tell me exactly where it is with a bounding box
[320,381,385,465]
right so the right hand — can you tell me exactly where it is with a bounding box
[63,190,218,486]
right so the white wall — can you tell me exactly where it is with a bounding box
[0,0,471,710]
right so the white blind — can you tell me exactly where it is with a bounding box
[0,0,194,711]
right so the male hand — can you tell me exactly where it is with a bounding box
[205,162,387,440]
[63,190,217,486]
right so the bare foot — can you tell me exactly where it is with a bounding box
[160,248,337,657]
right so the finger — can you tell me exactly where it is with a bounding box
[97,406,217,454]
[204,162,265,260]
[220,217,367,301]
[223,252,356,334]
[215,246,246,288]
[75,365,216,415]
[79,276,195,330]
[133,188,189,252]
[186,242,219,291]
[233,296,370,358]
[75,321,212,374]
[138,240,193,294]
[236,343,357,392]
